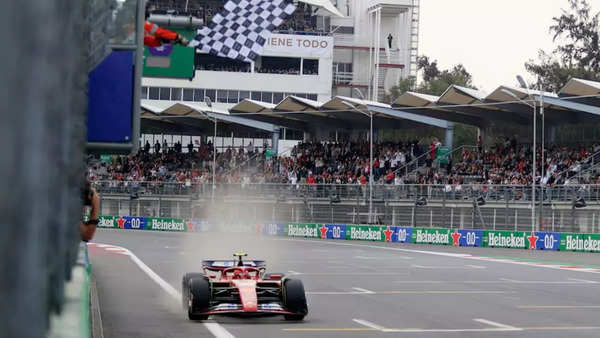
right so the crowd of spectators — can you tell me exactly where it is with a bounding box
[88,138,600,189]
[421,138,600,186]
[197,63,251,73]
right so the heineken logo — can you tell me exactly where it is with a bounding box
[98,217,114,228]
[350,227,381,241]
[415,230,449,244]
[487,232,525,248]
[565,235,600,251]
[287,224,317,237]
[151,219,184,231]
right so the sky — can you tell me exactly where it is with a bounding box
[419,0,600,93]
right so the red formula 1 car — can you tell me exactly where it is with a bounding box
[182,253,308,321]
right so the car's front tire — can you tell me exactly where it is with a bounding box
[188,276,210,320]
[283,279,308,320]
[182,273,204,309]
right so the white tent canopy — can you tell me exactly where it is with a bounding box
[298,0,344,17]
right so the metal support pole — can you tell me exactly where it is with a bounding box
[532,102,537,233]
[539,94,544,232]
[369,112,373,223]
[212,118,217,202]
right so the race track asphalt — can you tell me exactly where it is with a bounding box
[91,229,600,338]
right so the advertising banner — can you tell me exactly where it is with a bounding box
[285,223,319,238]
[98,215,116,228]
[323,224,347,240]
[115,216,147,230]
[529,232,560,250]
[146,217,186,232]
[395,227,412,243]
[143,29,195,78]
[187,219,211,232]
[262,222,285,236]
[455,229,483,247]
[560,233,600,252]
[346,225,384,241]
[483,231,527,249]
[412,228,451,245]
[262,33,333,58]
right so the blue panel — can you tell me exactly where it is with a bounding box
[533,232,560,250]
[395,227,412,243]
[324,224,346,240]
[87,51,134,143]
[262,222,284,236]
[190,219,212,232]
[121,216,146,230]
[457,229,483,247]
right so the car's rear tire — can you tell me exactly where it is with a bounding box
[188,276,210,320]
[283,279,308,321]
[182,273,204,309]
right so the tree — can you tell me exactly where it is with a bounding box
[383,56,478,148]
[525,0,600,91]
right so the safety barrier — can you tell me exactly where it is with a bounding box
[94,215,600,253]
[260,222,600,253]
[48,242,91,338]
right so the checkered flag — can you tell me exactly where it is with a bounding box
[188,0,296,63]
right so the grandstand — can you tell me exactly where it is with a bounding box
[91,74,600,237]
[91,0,600,237]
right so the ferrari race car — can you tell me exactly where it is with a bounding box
[182,253,308,321]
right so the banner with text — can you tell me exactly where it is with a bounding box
[560,233,600,252]
[285,223,319,238]
[483,231,527,249]
[262,33,333,58]
[412,228,451,245]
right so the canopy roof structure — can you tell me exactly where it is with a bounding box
[140,101,279,136]
[229,95,453,134]
[299,0,344,17]
[392,78,600,129]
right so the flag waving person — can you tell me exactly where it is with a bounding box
[144,5,189,47]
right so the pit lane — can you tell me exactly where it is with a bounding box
[91,229,600,338]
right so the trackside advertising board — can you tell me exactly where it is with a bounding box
[285,223,319,238]
[93,217,600,254]
[454,229,483,247]
[412,228,451,245]
[560,233,600,252]
[483,231,527,249]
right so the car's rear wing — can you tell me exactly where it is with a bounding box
[201,260,266,269]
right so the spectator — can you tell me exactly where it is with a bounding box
[81,179,99,242]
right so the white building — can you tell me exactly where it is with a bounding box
[141,0,420,140]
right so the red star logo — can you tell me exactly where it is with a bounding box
[527,232,539,249]
[451,232,461,246]
[319,225,328,239]
[187,220,194,231]
[117,217,126,229]
[383,226,394,242]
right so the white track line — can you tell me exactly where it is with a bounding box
[272,238,600,274]
[353,319,385,331]
[95,243,235,338]
[466,265,486,269]
[474,318,521,330]
[352,287,375,294]
[568,278,599,284]
[500,278,593,284]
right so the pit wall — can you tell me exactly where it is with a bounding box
[93,215,600,253]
